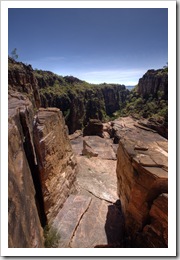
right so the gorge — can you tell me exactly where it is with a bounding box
[8,57,168,248]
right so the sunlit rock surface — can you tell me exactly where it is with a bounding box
[33,108,77,223]
[116,117,168,247]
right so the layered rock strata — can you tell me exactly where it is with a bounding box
[116,117,168,247]
[8,92,77,247]
[8,92,44,247]
[8,57,41,108]
[138,69,168,100]
[33,108,77,223]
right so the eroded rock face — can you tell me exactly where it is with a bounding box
[138,117,168,139]
[33,108,77,223]
[8,57,41,108]
[8,92,44,248]
[116,117,168,247]
[138,69,168,100]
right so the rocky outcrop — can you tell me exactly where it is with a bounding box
[8,93,77,246]
[138,117,168,139]
[33,108,77,223]
[40,85,128,134]
[138,69,168,100]
[8,59,129,134]
[38,75,129,134]
[116,117,168,247]
[8,57,41,108]
[8,92,44,247]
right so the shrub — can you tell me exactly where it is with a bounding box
[44,225,60,248]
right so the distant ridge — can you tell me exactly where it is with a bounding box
[125,85,135,90]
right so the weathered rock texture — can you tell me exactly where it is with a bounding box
[116,117,168,247]
[8,92,44,248]
[138,117,168,139]
[8,92,77,246]
[33,108,77,223]
[138,69,168,100]
[8,57,41,108]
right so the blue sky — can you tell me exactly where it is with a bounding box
[8,8,168,85]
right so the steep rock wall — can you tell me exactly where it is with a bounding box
[33,108,77,224]
[116,117,168,247]
[8,57,41,108]
[8,92,44,247]
[40,85,128,134]
[138,69,168,100]
[8,93,77,247]
[35,70,128,134]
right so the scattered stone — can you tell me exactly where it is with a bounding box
[69,130,82,140]
[83,119,103,137]
[82,139,99,157]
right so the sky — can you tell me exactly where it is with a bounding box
[8,8,168,85]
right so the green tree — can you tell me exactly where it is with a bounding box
[11,48,18,60]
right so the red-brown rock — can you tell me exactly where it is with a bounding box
[116,117,168,247]
[8,93,44,248]
[33,108,77,223]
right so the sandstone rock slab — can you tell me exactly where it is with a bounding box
[52,195,92,248]
[33,108,77,223]
[116,116,168,247]
[75,156,118,203]
[82,136,116,160]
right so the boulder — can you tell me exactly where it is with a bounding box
[83,119,103,137]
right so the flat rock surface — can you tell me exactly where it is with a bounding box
[52,134,123,248]
[52,195,92,248]
[70,198,124,248]
[82,136,116,160]
[75,156,118,203]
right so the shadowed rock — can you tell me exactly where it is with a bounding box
[83,119,104,137]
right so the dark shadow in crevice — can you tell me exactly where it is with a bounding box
[103,199,130,248]
[19,112,47,227]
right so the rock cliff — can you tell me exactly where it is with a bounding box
[8,59,78,247]
[8,57,41,108]
[8,92,44,247]
[116,117,168,247]
[33,108,77,223]
[8,58,168,248]
[35,70,129,134]
[138,69,168,100]
[121,68,168,138]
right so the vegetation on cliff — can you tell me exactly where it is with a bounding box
[120,68,168,125]
[34,69,129,134]
[8,58,168,136]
